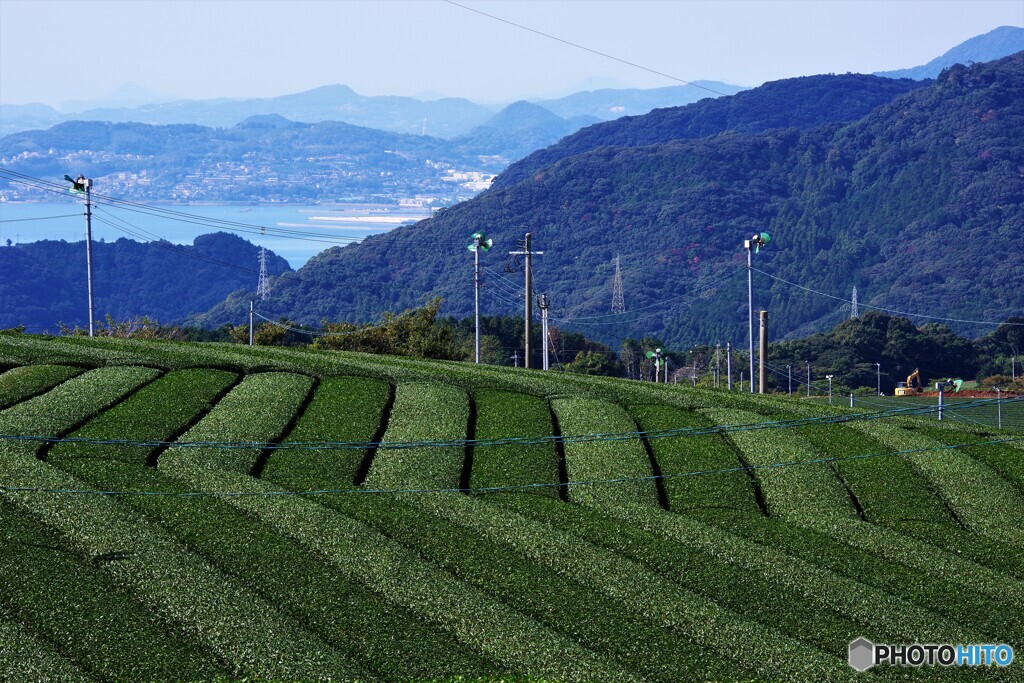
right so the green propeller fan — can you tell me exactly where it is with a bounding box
[64,174,86,193]
[467,231,493,252]
[751,232,771,253]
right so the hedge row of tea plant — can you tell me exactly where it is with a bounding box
[364,382,468,490]
[470,389,560,496]
[846,420,1024,545]
[160,378,626,681]
[701,407,858,523]
[0,367,359,681]
[0,608,90,683]
[550,397,659,509]
[0,364,83,411]
[263,375,392,490]
[48,371,488,682]
[0,497,224,681]
[630,403,760,514]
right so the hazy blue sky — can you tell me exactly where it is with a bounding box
[1,0,1021,107]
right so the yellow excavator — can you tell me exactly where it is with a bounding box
[895,369,923,396]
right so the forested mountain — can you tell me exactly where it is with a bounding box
[876,25,1024,80]
[454,101,598,161]
[0,233,289,332]
[198,54,1024,351]
[495,73,926,188]
[535,81,746,120]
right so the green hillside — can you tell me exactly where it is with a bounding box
[219,54,1024,349]
[0,334,1022,682]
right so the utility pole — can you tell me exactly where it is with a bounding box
[646,348,664,383]
[806,361,811,397]
[715,342,721,389]
[826,375,834,405]
[876,362,881,396]
[467,231,492,364]
[249,300,254,346]
[84,177,95,337]
[758,310,768,394]
[727,342,733,390]
[475,237,481,363]
[996,387,1002,430]
[538,293,550,370]
[745,238,754,393]
[509,232,542,369]
[787,364,792,396]
[743,233,770,394]
[67,175,95,336]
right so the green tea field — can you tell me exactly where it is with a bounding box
[0,334,1022,682]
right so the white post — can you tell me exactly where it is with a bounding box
[996,387,1002,430]
[746,241,754,393]
[474,239,481,363]
[249,300,254,346]
[727,342,733,390]
[82,177,95,337]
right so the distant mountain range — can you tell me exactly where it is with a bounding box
[4,26,1021,142]
[0,80,743,140]
[875,25,1024,80]
[192,53,1024,350]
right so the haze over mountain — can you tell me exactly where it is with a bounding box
[193,53,1024,349]
[875,25,1024,80]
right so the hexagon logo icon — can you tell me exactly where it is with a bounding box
[849,637,875,671]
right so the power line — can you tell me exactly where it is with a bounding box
[442,0,731,97]
[90,213,260,276]
[0,213,82,223]
[753,267,1024,327]
[3,395,1015,453]
[0,169,369,246]
[4,434,1022,498]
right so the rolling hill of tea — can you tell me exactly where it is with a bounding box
[1,335,1022,682]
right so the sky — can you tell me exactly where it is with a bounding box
[1,0,1022,108]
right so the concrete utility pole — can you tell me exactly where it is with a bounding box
[745,239,755,393]
[67,175,95,336]
[876,362,881,396]
[509,233,543,369]
[249,300,254,346]
[466,231,492,364]
[727,342,733,391]
[758,310,768,394]
[538,293,550,370]
[715,342,721,389]
[743,233,769,394]
[996,387,1002,430]
[787,364,792,396]
[473,234,482,363]
[806,361,812,397]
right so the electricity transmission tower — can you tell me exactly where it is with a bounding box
[850,286,859,318]
[611,255,625,313]
[256,247,271,300]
